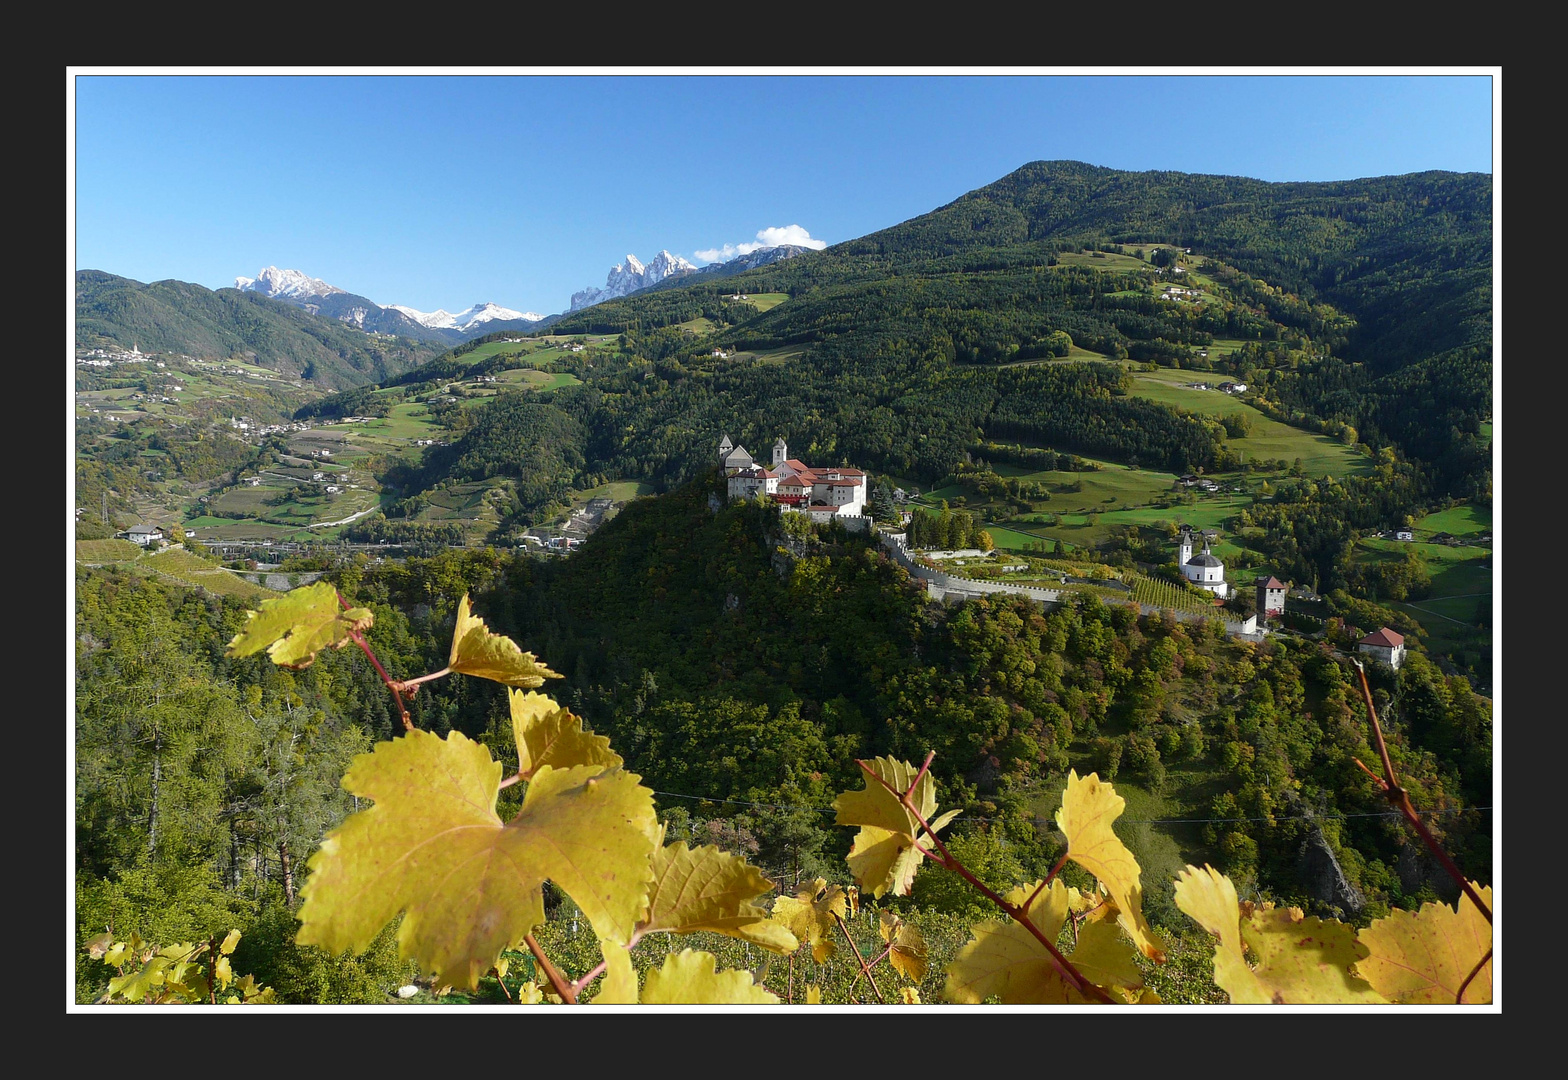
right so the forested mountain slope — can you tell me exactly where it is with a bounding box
[76,271,445,389]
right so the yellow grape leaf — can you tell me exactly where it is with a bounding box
[1066,918,1143,996]
[642,830,798,953]
[772,878,846,963]
[517,981,544,1004]
[1173,864,1385,1004]
[879,910,928,982]
[226,582,373,669]
[1055,771,1165,961]
[1355,884,1493,1004]
[944,879,1141,1004]
[214,955,234,990]
[639,949,779,1004]
[900,986,921,1004]
[219,929,241,956]
[448,594,562,687]
[833,758,958,898]
[296,729,659,989]
[589,940,639,1004]
[510,690,620,778]
[805,985,822,1004]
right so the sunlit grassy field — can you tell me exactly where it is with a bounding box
[1126,369,1369,478]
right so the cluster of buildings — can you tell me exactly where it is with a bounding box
[720,436,870,525]
[1177,527,1406,667]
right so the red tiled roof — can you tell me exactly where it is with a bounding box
[1359,628,1405,648]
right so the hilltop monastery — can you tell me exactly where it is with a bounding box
[720,436,870,524]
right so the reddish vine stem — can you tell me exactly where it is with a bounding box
[1455,947,1492,1004]
[569,929,644,998]
[1024,851,1072,911]
[207,935,219,1004]
[858,759,1117,1005]
[1351,663,1491,924]
[523,933,577,1004]
[398,667,451,690]
[337,592,415,731]
[833,912,884,1004]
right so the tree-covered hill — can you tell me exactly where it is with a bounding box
[838,161,1491,366]
[75,270,445,389]
[539,161,1490,512]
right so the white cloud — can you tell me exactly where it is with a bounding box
[694,224,827,263]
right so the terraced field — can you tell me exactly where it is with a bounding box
[140,548,271,599]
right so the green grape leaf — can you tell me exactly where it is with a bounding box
[510,690,619,778]
[1174,864,1385,1004]
[772,878,846,963]
[641,829,798,953]
[225,582,373,668]
[589,940,639,1004]
[834,757,952,898]
[107,962,164,1003]
[448,594,562,687]
[1055,770,1166,961]
[639,949,779,1004]
[944,879,1141,1004]
[879,911,928,983]
[295,729,659,989]
[1355,883,1493,1003]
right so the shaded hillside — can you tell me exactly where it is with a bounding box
[75,270,444,389]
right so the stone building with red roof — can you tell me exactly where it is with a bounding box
[1357,627,1407,670]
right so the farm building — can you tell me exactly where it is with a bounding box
[1357,627,1407,670]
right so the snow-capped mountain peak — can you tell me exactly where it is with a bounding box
[570,250,699,311]
[235,266,344,300]
[387,302,545,330]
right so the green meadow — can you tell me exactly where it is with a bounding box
[1414,502,1491,538]
[1127,369,1369,478]
[730,292,789,312]
[572,480,656,504]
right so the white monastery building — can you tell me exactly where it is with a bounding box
[1176,524,1229,598]
[721,436,868,523]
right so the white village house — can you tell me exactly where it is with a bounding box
[720,436,870,526]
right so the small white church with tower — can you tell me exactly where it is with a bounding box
[1176,524,1229,598]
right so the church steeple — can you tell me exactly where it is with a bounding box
[773,437,788,467]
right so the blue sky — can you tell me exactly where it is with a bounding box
[70,71,1497,318]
